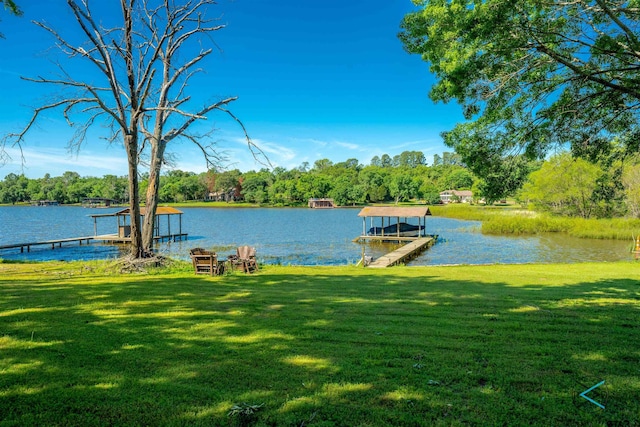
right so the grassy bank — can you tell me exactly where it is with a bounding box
[1,261,638,426]
[431,204,640,240]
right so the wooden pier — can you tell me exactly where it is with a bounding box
[0,236,95,253]
[0,233,188,255]
[367,237,436,268]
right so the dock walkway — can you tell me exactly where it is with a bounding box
[367,237,435,268]
[0,236,95,253]
[0,233,188,254]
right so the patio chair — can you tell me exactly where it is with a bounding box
[189,248,224,276]
[231,245,258,273]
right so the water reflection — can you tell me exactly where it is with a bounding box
[0,206,632,265]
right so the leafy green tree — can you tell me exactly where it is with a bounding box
[26,178,42,201]
[313,159,333,172]
[348,184,367,206]
[96,175,128,201]
[520,153,603,218]
[359,166,390,203]
[296,173,333,200]
[590,166,627,218]
[214,170,242,197]
[442,152,463,167]
[0,173,28,203]
[241,170,273,204]
[329,176,353,206]
[380,154,393,168]
[442,167,474,191]
[400,1,640,166]
[473,156,537,205]
[335,158,362,171]
[622,158,640,218]
[419,179,441,205]
[395,151,426,168]
[388,169,420,204]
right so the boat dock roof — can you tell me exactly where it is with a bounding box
[357,206,432,218]
[89,206,183,218]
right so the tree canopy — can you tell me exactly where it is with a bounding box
[399,0,640,168]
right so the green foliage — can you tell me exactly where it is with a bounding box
[2,0,21,15]
[432,203,640,240]
[0,262,638,426]
[622,158,640,218]
[0,151,483,206]
[5,148,637,218]
[400,0,640,160]
[400,0,640,188]
[520,153,604,218]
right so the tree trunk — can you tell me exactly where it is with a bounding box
[124,133,143,258]
[142,139,167,253]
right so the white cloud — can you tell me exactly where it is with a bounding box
[334,141,361,151]
[1,146,128,178]
[250,138,297,161]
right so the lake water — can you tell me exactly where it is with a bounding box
[0,206,633,265]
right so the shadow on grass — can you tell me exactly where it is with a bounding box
[0,267,638,426]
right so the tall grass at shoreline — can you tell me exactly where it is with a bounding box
[431,204,640,240]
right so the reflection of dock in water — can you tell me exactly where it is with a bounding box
[367,237,436,268]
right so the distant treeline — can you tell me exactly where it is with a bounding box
[0,151,478,206]
[3,149,640,220]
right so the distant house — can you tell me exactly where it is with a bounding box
[82,198,119,208]
[206,187,242,202]
[308,198,335,208]
[440,190,473,204]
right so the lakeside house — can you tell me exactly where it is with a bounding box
[206,187,242,202]
[440,190,473,204]
[81,198,120,208]
[308,198,335,208]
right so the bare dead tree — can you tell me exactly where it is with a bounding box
[135,0,269,252]
[2,0,269,259]
[2,0,147,258]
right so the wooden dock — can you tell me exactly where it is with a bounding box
[0,233,188,254]
[0,236,95,253]
[367,237,436,268]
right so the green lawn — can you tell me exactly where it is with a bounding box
[0,261,638,426]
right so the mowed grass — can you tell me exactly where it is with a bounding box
[0,261,639,426]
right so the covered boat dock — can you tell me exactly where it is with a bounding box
[355,206,432,242]
[90,206,187,243]
[354,206,436,267]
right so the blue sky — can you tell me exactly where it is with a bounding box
[0,1,465,179]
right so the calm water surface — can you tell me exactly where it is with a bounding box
[0,206,632,265]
